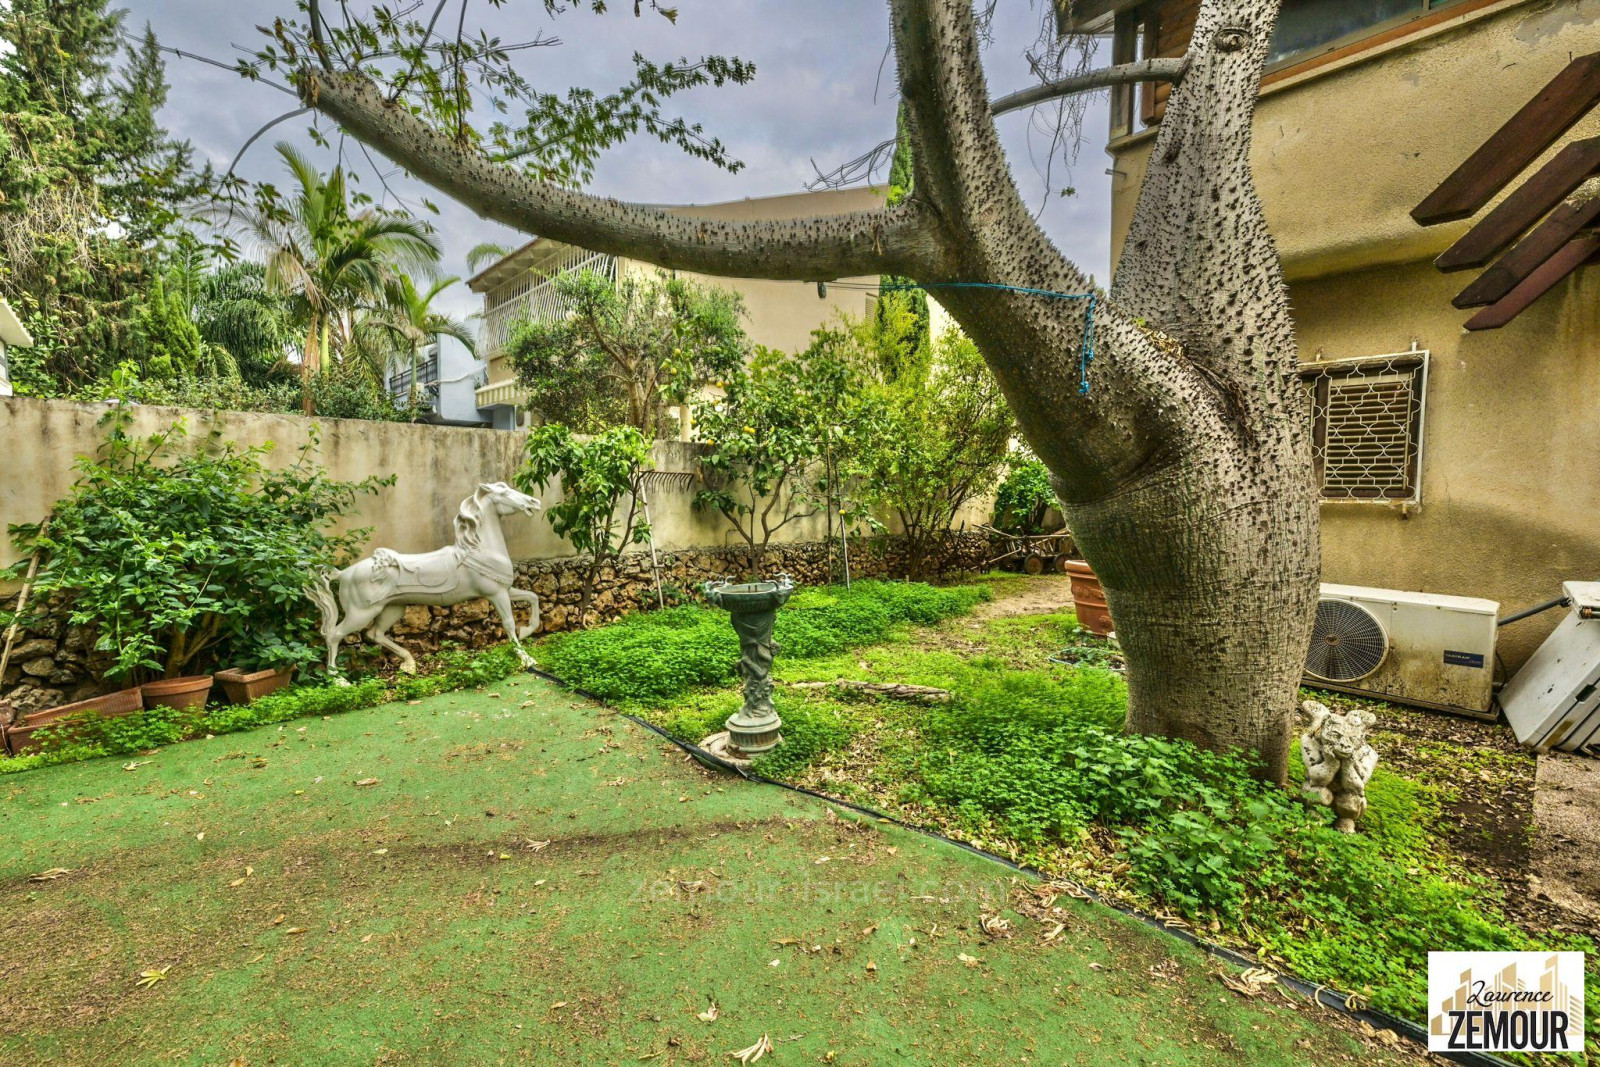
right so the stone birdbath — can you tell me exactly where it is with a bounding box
[700,574,795,764]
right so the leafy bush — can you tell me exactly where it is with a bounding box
[517,424,652,626]
[539,581,988,704]
[7,403,387,681]
[991,454,1059,535]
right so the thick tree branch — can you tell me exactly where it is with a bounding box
[990,58,1190,117]
[299,71,940,281]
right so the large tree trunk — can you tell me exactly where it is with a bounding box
[888,0,1314,781]
[297,0,1313,781]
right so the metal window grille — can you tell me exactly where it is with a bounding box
[480,249,617,356]
[1300,349,1428,505]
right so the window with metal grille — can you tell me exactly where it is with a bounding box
[1300,350,1428,504]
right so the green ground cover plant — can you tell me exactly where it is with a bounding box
[0,646,521,775]
[537,580,989,703]
[602,585,1596,1049]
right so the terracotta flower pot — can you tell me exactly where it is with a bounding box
[1063,559,1115,637]
[5,721,44,756]
[141,675,215,711]
[22,687,144,727]
[215,666,295,705]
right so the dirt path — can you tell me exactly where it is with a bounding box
[1533,751,1600,922]
[972,574,1077,619]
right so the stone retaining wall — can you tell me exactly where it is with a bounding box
[1,532,996,717]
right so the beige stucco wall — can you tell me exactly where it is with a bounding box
[0,398,783,574]
[1294,261,1600,670]
[1107,0,1600,281]
[1,396,993,579]
[1097,0,1600,670]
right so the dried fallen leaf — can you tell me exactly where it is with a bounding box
[353,778,380,787]
[979,912,1012,939]
[697,1002,720,1022]
[865,959,878,975]
[551,1001,568,1009]
[1041,922,1067,944]
[135,966,170,988]
[30,868,71,882]
[1220,967,1277,998]
[227,877,246,888]
[1147,958,1181,982]
[372,848,389,856]
[957,952,981,968]
[122,760,151,771]
[283,927,306,935]
[728,1034,773,1063]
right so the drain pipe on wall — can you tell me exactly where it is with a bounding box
[1498,596,1571,627]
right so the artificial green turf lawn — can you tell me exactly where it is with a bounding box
[0,678,1404,1065]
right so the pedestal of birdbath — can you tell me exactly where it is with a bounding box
[699,574,794,764]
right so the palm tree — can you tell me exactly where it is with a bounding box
[466,241,512,274]
[224,143,442,413]
[351,274,477,405]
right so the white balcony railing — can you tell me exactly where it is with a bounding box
[480,249,617,357]
[474,378,528,410]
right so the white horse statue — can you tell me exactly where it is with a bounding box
[306,482,542,679]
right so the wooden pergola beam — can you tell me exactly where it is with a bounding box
[1434,137,1600,273]
[1463,234,1600,331]
[1413,51,1600,227]
[1452,183,1600,308]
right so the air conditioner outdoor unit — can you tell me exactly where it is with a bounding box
[1498,582,1600,754]
[1305,583,1499,720]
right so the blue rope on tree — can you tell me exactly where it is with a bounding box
[876,280,1098,395]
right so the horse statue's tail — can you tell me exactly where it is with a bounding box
[305,567,342,646]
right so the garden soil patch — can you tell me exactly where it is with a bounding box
[0,676,1420,1064]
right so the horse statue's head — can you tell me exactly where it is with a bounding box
[455,482,541,548]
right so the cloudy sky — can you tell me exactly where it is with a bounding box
[119,1,1116,319]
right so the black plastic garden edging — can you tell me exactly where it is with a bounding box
[523,666,1510,1067]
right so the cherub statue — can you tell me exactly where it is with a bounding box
[1297,700,1379,832]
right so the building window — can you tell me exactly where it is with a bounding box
[1268,0,1470,67]
[1300,350,1428,504]
[1107,0,1476,136]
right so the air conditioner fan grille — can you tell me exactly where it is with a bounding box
[1306,599,1388,682]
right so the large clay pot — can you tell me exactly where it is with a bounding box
[141,675,214,711]
[21,687,144,727]
[4,688,145,755]
[215,666,295,705]
[1063,560,1114,637]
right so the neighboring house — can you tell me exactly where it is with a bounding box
[1064,0,1600,670]
[467,187,885,432]
[386,333,490,426]
[0,298,32,397]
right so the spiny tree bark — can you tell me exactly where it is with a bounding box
[292,0,1313,783]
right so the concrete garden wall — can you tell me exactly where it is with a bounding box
[0,396,998,713]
